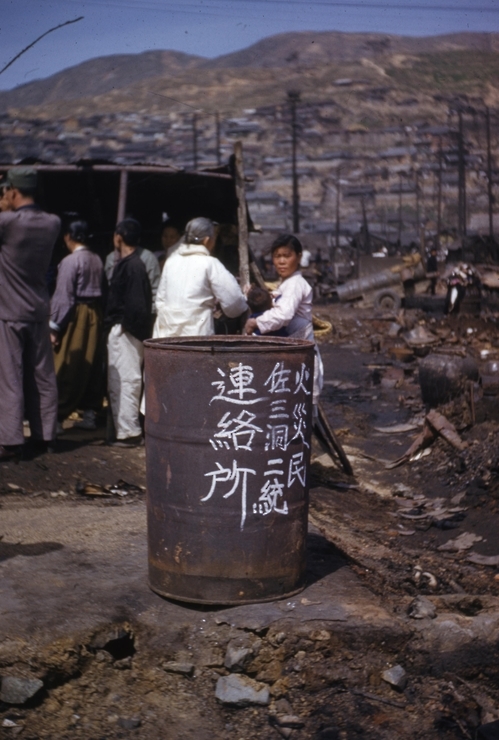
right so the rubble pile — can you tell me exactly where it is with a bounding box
[310,303,499,608]
[2,292,499,738]
[2,610,499,740]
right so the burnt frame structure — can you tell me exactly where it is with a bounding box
[0,162,246,270]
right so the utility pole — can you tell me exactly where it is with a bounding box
[192,112,198,170]
[415,169,420,236]
[361,195,371,255]
[486,106,494,240]
[335,168,341,254]
[398,172,403,246]
[288,90,300,233]
[215,111,221,167]
[234,141,250,291]
[457,109,467,237]
[436,137,443,251]
[117,169,128,223]
[415,169,425,257]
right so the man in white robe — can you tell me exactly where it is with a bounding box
[153,217,248,338]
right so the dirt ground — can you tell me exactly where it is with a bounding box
[1,303,499,740]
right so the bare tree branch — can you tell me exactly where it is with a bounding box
[0,17,84,77]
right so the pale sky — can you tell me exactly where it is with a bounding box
[1,0,498,90]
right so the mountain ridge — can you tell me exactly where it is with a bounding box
[0,30,498,114]
[0,50,203,111]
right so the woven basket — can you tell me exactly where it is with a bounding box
[313,315,333,339]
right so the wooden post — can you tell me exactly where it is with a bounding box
[457,110,467,237]
[397,173,403,246]
[335,167,341,256]
[416,169,425,258]
[436,137,443,251]
[361,195,371,255]
[288,90,300,233]
[486,106,494,240]
[192,112,198,170]
[248,246,267,289]
[216,111,221,167]
[117,169,128,223]
[234,141,251,291]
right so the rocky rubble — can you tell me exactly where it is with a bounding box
[1,301,499,738]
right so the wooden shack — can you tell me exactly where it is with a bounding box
[0,160,250,275]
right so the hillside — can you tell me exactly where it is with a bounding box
[9,53,499,124]
[0,30,498,115]
[0,50,202,112]
[203,30,499,69]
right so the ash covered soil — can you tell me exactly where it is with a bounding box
[1,304,499,740]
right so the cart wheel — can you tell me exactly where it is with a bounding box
[373,289,401,312]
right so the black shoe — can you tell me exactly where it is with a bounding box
[0,444,22,462]
[24,439,57,458]
[108,435,144,448]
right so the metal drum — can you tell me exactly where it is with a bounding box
[144,335,315,605]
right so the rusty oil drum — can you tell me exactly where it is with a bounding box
[143,335,315,605]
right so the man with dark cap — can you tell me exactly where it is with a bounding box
[0,167,60,459]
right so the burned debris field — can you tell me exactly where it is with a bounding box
[2,300,499,740]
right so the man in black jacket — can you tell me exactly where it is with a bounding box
[105,218,152,446]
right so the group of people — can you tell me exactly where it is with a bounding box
[0,166,322,460]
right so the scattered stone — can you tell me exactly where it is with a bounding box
[117,717,141,730]
[310,629,331,642]
[224,639,253,671]
[95,650,112,663]
[215,674,270,706]
[6,483,21,491]
[273,727,292,739]
[0,677,44,704]
[162,662,194,676]
[270,632,286,646]
[317,727,340,740]
[273,698,293,715]
[438,532,483,552]
[387,322,402,338]
[2,719,18,727]
[467,553,499,567]
[272,714,304,728]
[292,650,306,672]
[195,646,224,667]
[408,596,437,620]
[381,665,407,691]
[113,656,132,670]
[393,483,413,497]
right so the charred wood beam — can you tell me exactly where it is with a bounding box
[234,141,251,290]
[0,164,232,179]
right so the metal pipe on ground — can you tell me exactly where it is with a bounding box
[336,269,402,302]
